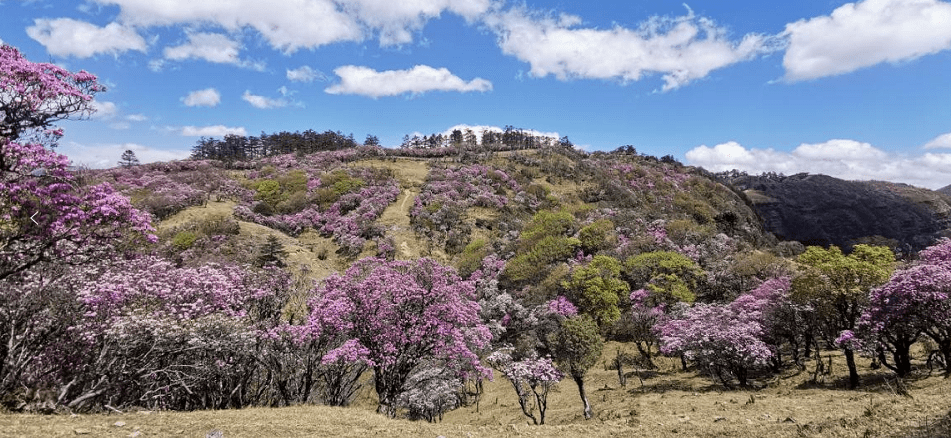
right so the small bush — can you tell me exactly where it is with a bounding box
[172,230,199,250]
[198,213,240,236]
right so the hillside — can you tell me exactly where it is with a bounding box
[719,172,951,254]
[108,147,774,289]
[8,144,951,438]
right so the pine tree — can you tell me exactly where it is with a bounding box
[256,235,287,267]
[118,149,140,167]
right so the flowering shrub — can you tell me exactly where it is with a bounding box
[486,348,562,425]
[97,160,251,220]
[308,258,492,417]
[395,365,464,422]
[411,165,524,253]
[654,279,791,388]
[49,257,293,410]
[235,165,398,255]
[655,302,773,387]
[851,239,951,376]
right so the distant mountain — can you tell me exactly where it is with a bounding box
[938,184,951,197]
[717,172,951,254]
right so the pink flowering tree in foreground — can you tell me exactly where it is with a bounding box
[57,257,292,411]
[654,278,791,388]
[0,45,156,404]
[308,258,492,417]
[846,239,951,377]
[1,44,155,281]
[486,348,563,425]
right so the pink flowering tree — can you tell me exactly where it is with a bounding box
[56,258,292,411]
[0,45,156,405]
[308,257,492,417]
[0,44,104,141]
[848,239,951,377]
[1,44,155,279]
[486,348,563,425]
[654,279,792,388]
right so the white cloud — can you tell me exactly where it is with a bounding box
[59,141,192,169]
[685,139,951,189]
[325,65,492,98]
[484,6,777,91]
[182,88,221,107]
[782,0,951,81]
[126,113,148,122]
[26,18,147,57]
[287,65,324,82]
[89,100,119,120]
[88,0,492,51]
[164,32,241,64]
[241,90,288,109]
[924,132,951,149]
[339,0,493,46]
[180,125,247,137]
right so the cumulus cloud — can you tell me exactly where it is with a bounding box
[180,125,247,137]
[86,0,492,51]
[287,65,325,82]
[241,90,288,109]
[89,100,119,120]
[339,0,493,46]
[58,141,192,169]
[164,32,240,63]
[685,139,951,189]
[26,18,147,57]
[782,0,951,81]
[484,6,777,91]
[325,65,491,98]
[924,132,951,149]
[182,88,221,107]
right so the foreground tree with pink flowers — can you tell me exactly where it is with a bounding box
[0,44,157,403]
[308,257,492,417]
[845,239,951,377]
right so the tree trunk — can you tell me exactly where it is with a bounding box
[573,374,592,420]
[844,348,859,389]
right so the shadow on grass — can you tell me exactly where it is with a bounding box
[794,369,931,394]
[624,371,723,395]
[893,410,951,438]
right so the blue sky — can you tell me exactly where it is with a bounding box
[2,0,950,189]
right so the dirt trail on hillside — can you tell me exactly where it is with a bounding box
[353,159,441,261]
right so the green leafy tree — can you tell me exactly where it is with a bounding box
[551,315,603,419]
[504,209,579,284]
[791,244,894,389]
[562,255,629,328]
[624,251,702,306]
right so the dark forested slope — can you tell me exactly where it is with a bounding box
[719,172,951,253]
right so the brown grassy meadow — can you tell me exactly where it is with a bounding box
[3,343,950,438]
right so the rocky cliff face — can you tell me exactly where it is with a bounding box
[719,173,951,254]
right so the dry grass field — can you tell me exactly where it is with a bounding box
[3,343,950,438]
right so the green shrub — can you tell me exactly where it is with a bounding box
[519,210,575,251]
[455,238,488,278]
[578,219,615,254]
[254,179,283,208]
[171,230,199,251]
